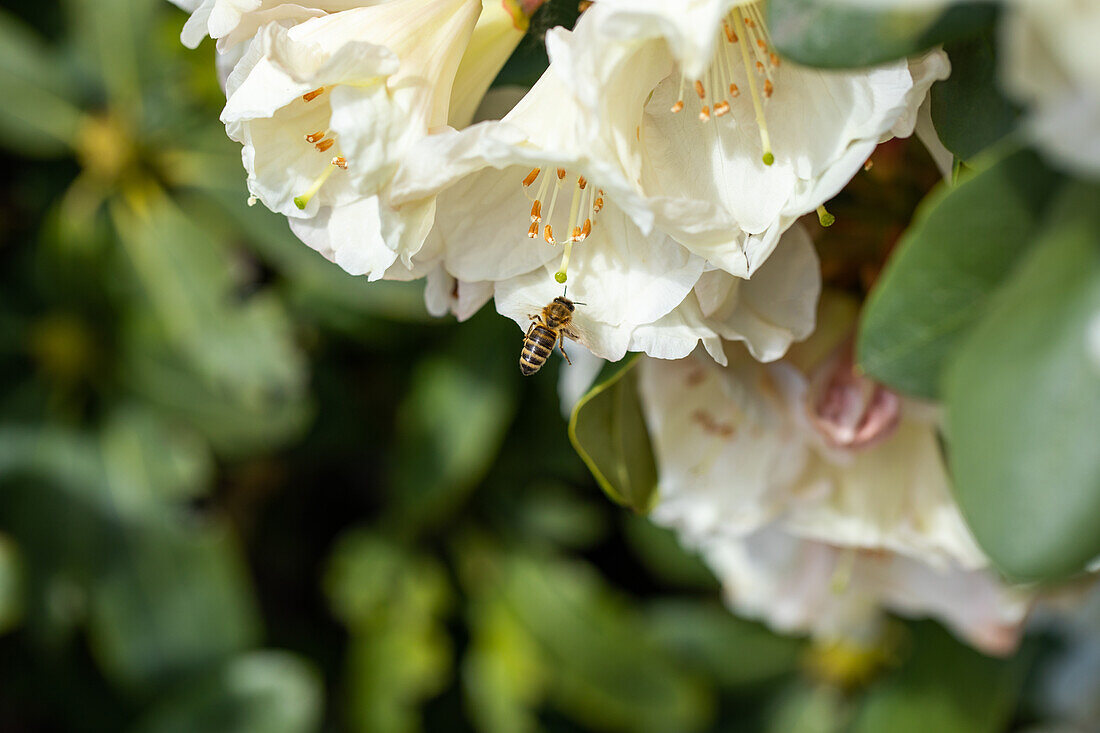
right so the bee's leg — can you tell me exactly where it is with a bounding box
[528,313,538,321]
[558,333,573,366]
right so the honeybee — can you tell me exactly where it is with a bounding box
[520,296,585,376]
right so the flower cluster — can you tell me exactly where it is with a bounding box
[171,0,1093,654]
[170,0,946,361]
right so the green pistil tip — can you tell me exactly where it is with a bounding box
[817,205,836,228]
[293,196,307,210]
[762,152,774,166]
[554,271,567,284]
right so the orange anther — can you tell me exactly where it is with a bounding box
[699,106,711,122]
[764,79,774,98]
[670,100,685,113]
[302,88,324,102]
[556,168,566,179]
[723,22,737,42]
[315,138,335,153]
[522,167,541,186]
[578,176,587,189]
[757,39,767,50]
[305,131,326,143]
[694,80,706,99]
[730,83,740,97]
[743,16,755,27]
[594,197,604,213]
[332,156,348,169]
[714,101,730,117]
[770,52,780,67]
[528,222,539,238]
[571,226,582,240]
[756,61,765,74]
[530,200,542,220]
[581,219,591,238]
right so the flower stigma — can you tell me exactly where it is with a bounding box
[521,166,604,283]
[669,3,778,165]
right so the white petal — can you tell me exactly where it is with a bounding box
[708,223,821,362]
[423,266,493,319]
[288,195,435,279]
[640,357,808,542]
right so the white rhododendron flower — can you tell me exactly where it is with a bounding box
[220,0,482,279]
[393,54,823,362]
[553,0,950,275]
[217,0,544,280]
[637,318,1032,654]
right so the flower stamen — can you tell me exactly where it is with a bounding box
[669,3,777,166]
[302,87,326,103]
[521,168,602,250]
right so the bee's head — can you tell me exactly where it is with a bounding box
[553,296,576,312]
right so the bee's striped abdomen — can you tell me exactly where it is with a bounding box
[520,325,557,376]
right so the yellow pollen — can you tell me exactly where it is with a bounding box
[302,88,325,102]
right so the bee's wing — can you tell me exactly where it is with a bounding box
[561,315,597,352]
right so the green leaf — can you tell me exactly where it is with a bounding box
[0,9,82,155]
[112,193,312,455]
[569,354,658,512]
[132,651,323,733]
[932,24,1023,161]
[767,0,995,69]
[64,0,159,115]
[646,600,804,689]
[324,532,453,733]
[857,148,1062,398]
[87,520,260,688]
[850,622,1029,733]
[944,183,1100,581]
[386,313,518,534]
[112,194,306,401]
[460,550,711,733]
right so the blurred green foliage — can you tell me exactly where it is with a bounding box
[0,0,1085,732]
